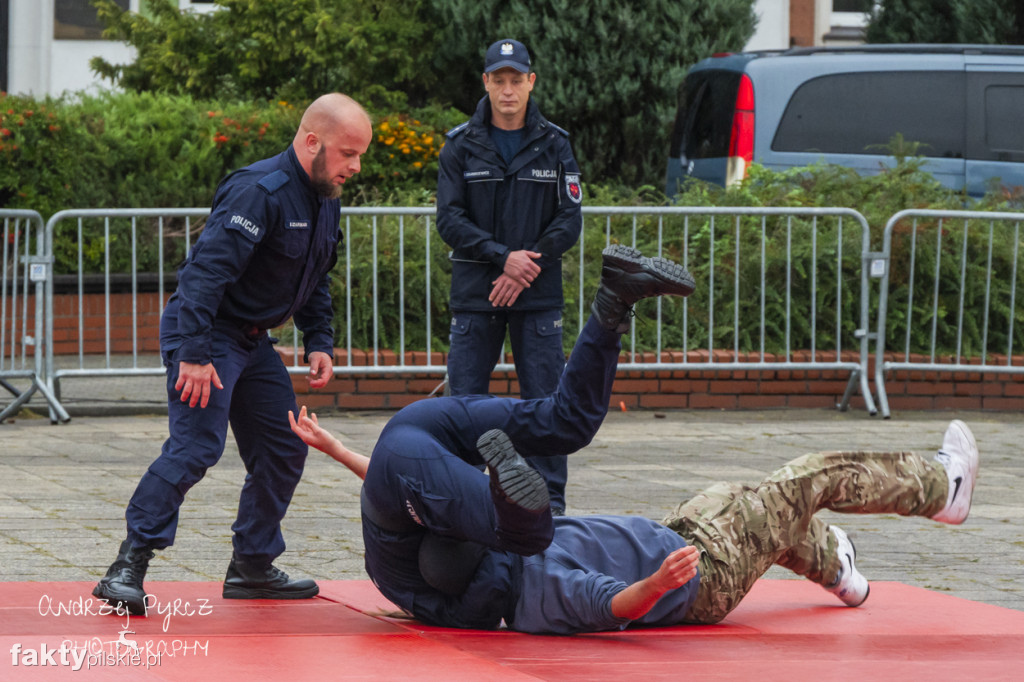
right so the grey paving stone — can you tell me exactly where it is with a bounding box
[1,407,1022,615]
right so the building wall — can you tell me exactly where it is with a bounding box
[6,0,138,97]
[4,0,216,98]
[746,0,791,51]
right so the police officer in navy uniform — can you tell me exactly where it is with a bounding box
[437,39,583,515]
[93,93,373,616]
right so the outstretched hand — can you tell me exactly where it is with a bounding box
[288,405,334,453]
[288,405,371,480]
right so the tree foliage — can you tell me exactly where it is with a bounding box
[91,0,756,186]
[865,0,1022,44]
[90,0,441,103]
[427,0,757,186]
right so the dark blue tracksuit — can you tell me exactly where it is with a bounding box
[436,96,583,509]
[360,316,624,629]
[125,146,340,565]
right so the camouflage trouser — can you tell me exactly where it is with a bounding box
[660,450,949,624]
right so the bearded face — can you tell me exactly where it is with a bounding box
[310,146,343,200]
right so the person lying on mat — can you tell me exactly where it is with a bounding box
[289,247,978,634]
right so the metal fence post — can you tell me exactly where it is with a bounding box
[0,209,69,423]
[873,209,1024,418]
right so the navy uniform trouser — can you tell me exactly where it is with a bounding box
[363,316,618,557]
[446,308,568,509]
[125,329,307,565]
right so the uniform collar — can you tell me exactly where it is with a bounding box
[470,96,549,142]
[286,145,317,196]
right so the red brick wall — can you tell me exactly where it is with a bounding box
[11,291,170,355]
[285,348,1024,414]
[6,292,1022,412]
[790,0,816,47]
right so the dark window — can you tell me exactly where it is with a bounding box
[670,70,741,161]
[984,85,1024,155]
[1,0,8,92]
[772,71,965,158]
[54,0,129,40]
[833,0,872,11]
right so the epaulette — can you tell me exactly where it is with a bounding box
[546,121,570,137]
[445,121,471,139]
[257,170,290,194]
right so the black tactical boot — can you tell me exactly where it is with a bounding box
[92,539,155,616]
[591,244,696,333]
[222,554,320,600]
[476,429,550,512]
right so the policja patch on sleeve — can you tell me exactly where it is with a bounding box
[225,213,265,242]
[565,173,582,204]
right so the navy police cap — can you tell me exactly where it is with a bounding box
[484,39,531,74]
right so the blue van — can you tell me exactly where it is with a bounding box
[666,45,1024,198]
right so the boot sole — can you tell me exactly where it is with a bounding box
[603,244,696,297]
[222,584,320,600]
[476,429,550,512]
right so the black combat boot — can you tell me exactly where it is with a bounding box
[93,539,155,616]
[222,553,320,600]
[476,429,550,512]
[591,244,696,333]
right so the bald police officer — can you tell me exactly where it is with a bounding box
[93,94,373,616]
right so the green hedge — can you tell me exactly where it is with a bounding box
[327,159,1024,360]
[0,90,461,272]
[3,90,1021,359]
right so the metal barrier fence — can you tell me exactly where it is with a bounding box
[38,206,878,414]
[872,209,1024,418]
[43,209,211,402]
[0,210,68,423]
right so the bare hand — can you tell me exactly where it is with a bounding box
[489,274,526,307]
[307,351,333,389]
[652,545,700,591]
[175,361,224,409]
[503,250,542,287]
[288,405,333,452]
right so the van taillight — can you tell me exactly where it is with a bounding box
[729,74,754,163]
[726,74,754,185]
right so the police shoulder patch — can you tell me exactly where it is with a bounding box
[257,170,290,194]
[565,173,582,204]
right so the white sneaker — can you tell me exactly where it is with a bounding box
[932,420,979,525]
[826,526,869,607]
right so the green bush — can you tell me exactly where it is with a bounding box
[0,90,459,273]
[326,156,1023,361]
[91,0,442,104]
[865,0,1022,44]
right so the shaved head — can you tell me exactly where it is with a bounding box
[297,93,371,140]
[293,93,373,198]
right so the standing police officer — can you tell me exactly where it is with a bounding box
[437,39,583,514]
[93,93,373,616]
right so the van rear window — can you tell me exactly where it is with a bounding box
[984,85,1024,156]
[772,71,965,158]
[669,70,741,160]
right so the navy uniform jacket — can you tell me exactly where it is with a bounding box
[362,514,699,635]
[436,97,583,312]
[161,146,340,364]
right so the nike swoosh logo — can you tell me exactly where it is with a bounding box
[951,476,963,500]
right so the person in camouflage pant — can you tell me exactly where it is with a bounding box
[663,420,977,624]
